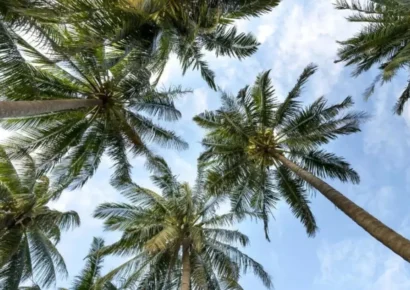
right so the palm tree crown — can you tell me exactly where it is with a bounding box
[0,147,80,289]
[194,64,367,239]
[55,0,280,89]
[336,0,410,114]
[0,23,188,189]
[94,156,273,289]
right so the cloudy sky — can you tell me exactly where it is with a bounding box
[48,0,410,289]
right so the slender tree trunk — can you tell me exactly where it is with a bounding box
[181,241,191,290]
[276,153,410,262]
[0,99,102,118]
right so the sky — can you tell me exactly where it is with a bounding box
[30,0,410,289]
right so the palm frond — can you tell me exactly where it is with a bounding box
[206,241,273,289]
[289,149,360,184]
[201,25,259,59]
[394,80,410,114]
[36,210,80,232]
[204,228,249,247]
[28,229,68,288]
[0,239,26,290]
[0,146,22,194]
[282,97,368,150]
[145,155,180,198]
[274,165,317,236]
[93,202,142,220]
[336,0,410,113]
[251,70,277,127]
[275,64,317,126]
[72,237,105,290]
[224,0,280,19]
[178,41,216,90]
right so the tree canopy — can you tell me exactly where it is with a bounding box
[94,156,273,289]
[0,21,188,190]
[51,0,280,89]
[194,64,367,239]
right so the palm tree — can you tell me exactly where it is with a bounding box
[194,64,410,261]
[0,22,188,189]
[335,0,410,114]
[55,0,280,89]
[94,156,273,290]
[0,147,80,289]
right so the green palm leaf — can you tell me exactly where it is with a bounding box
[28,229,68,288]
[336,0,410,114]
[72,237,105,290]
[274,165,317,236]
[0,148,79,288]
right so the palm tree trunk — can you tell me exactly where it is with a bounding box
[181,241,191,290]
[276,153,410,262]
[0,99,102,118]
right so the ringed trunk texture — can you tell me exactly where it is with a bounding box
[181,241,191,290]
[276,153,410,262]
[0,99,102,119]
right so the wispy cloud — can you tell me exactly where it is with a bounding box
[316,223,410,290]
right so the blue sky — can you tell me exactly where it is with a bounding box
[48,0,410,289]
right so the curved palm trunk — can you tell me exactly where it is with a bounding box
[0,99,102,118]
[181,241,191,290]
[276,153,410,262]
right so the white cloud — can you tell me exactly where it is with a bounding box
[257,24,275,44]
[49,179,120,228]
[156,54,181,86]
[372,255,410,290]
[165,151,197,186]
[258,0,361,97]
[347,185,396,221]
[366,186,395,219]
[316,239,378,287]
[190,0,362,102]
[192,88,208,114]
[363,83,410,168]
[211,54,263,91]
[316,221,410,290]
[176,87,209,121]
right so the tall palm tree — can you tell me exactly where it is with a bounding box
[94,156,273,290]
[0,22,188,189]
[335,0,410,114]
[0,147,80,289]
[194,64,410,261]
[55,0,280,89]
